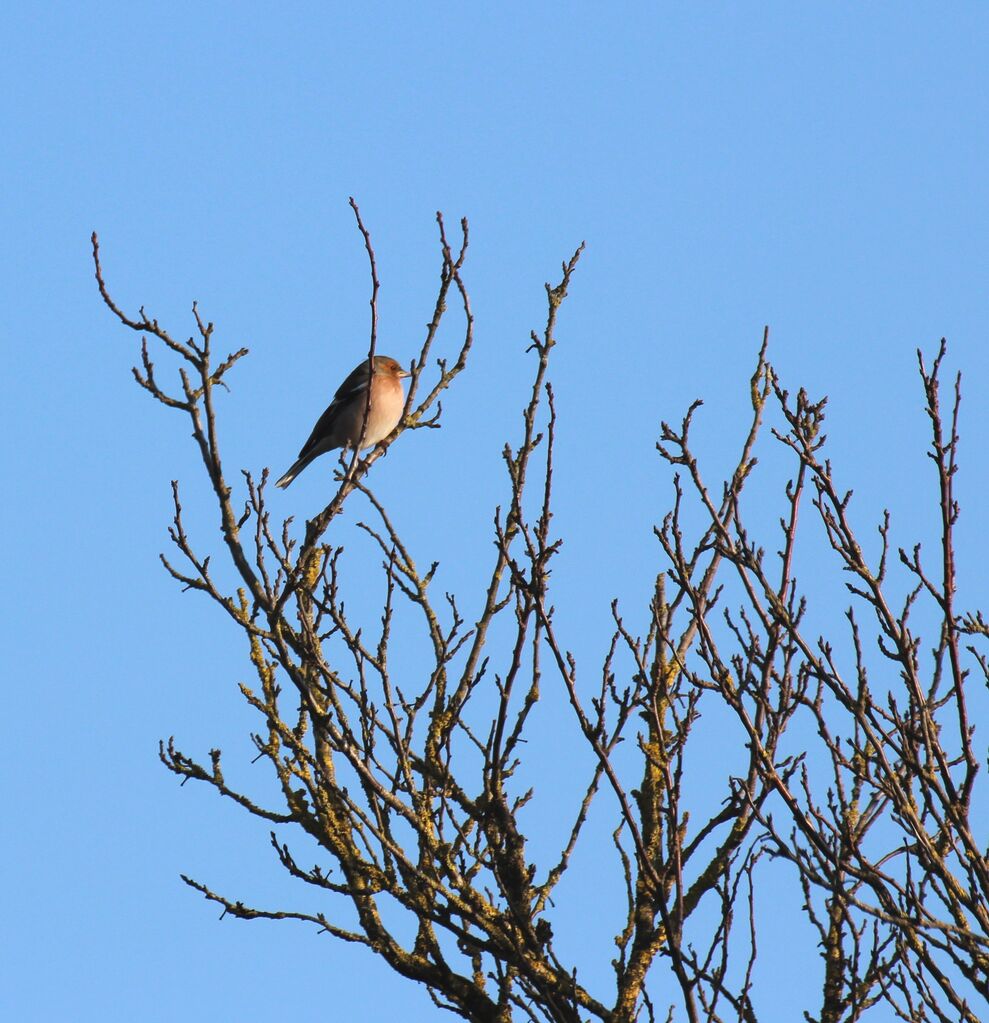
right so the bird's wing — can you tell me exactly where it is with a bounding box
[296,360,372,458]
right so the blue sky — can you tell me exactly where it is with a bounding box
[4,4,988,1020]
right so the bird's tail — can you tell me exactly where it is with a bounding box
[274,453,313,489]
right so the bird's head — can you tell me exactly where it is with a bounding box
[373,356,411,379]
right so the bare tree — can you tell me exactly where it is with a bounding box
[94,206,989,1023]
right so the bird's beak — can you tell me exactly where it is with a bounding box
[399,367,411,378]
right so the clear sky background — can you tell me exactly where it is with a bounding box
[3,4,988,1021]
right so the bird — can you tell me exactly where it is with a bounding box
[275,355,410,489]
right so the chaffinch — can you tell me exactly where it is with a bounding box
[275,355,410,488]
